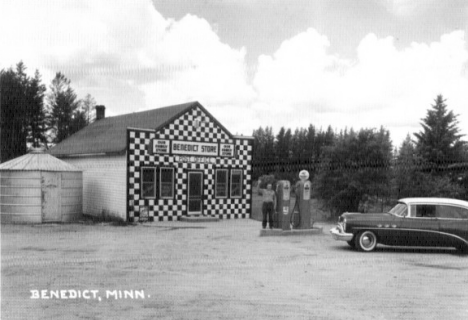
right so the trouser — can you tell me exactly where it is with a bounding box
[262,202,274,229]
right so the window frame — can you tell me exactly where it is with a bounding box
[159,167,175,199]
[230,169,243,198]
[215,168,229,199]
[141,167,157,199]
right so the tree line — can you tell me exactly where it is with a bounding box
[253,95,468,216]
[1,62,97,162]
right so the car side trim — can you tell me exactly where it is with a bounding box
[352,227,468,246]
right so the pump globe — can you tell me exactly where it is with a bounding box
[299,170,309,181]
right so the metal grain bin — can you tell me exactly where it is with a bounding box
[0,149,83,224]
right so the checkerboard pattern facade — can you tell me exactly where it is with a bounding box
[127,106,253,222]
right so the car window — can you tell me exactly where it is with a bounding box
[436,205,468,219]
[389,203,407,216]
[411,204,436,218]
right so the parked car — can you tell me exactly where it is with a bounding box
[330,198,468,253]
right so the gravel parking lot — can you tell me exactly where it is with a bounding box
[2,219,468,320]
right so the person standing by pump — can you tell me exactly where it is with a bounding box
[257,179,277,229]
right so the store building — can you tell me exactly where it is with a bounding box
[49,102,253,222]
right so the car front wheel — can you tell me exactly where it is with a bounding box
[355,231,378,252]
[347,240,356,248]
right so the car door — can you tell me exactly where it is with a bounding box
[436,205,468,247]
[400,204,440,246]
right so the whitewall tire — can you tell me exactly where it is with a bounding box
[355,230,378,252]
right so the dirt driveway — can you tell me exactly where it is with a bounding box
[2,219,468,320]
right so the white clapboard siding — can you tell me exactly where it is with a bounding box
[62,155,127,221]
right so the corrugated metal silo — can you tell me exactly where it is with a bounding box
[0,149,83,223]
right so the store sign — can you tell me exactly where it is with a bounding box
[219,144,235,157]
[175,156,216,164]
[152,139,170,154]
[172,141,218,156]
[149,139,234,158]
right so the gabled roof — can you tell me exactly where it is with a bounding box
[49,101,209,156]
[0,149,81,172]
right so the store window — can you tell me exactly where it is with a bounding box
[215,169,228,198]
[160,167,174,199]
[230,169,242,198]
[141,167,156,199]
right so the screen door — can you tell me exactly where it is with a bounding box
[188,172,203,215]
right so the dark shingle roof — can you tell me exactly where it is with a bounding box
[49,102,199,156]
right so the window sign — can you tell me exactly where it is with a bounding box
[220,144,235,157]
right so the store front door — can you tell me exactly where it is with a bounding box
[188,172,203,215]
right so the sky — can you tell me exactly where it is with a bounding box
[1,0,468,147]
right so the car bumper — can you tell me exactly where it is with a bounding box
[330,225,354,242]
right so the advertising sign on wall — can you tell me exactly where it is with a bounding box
[152,140,170,154]
[219,144,235,157]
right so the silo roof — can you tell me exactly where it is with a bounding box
[0,149,81,172]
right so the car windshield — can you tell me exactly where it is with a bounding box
[389,203,408,217]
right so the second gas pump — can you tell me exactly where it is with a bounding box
[292,170,312,229]
[275,180,291,230]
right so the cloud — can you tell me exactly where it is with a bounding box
[0,0,173,110]
[140,14,256,106]
[1,0,467,146]
[0,0,256,128]
[252,28,468,145]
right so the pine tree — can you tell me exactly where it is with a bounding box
[0,68,26,161]
[314,128,392,216]
[80,93,97,124]
[26,70,47,148]
[414,95,465,168]
[394,135,418,198]
[46,72,82,143]
[275,127,292,173]
[0,62,47,162]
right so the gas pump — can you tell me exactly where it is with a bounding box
[293,170,312,229]
[275,181,291,230]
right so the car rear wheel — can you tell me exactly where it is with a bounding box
[355,231,378,252]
